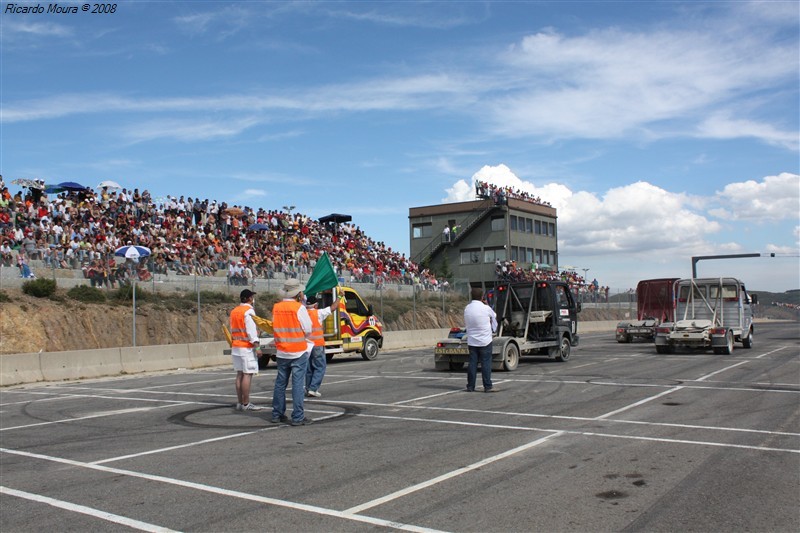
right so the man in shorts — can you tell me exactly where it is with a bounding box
[229,289,262,411]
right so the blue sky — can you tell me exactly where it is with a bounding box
[2,1,798,292]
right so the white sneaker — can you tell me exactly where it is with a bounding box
[242,403,262,411]
[235,403,243,411]
[307,390,322,398]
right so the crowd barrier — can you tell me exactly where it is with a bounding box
[0,321,620,387]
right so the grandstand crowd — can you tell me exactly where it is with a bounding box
[0,176,603,296]
[0,176,448,289]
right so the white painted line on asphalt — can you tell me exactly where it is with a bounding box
[93,413,341,465]
[0,486,177,532]
[696,361,750,382]
[343,412,799,454]
[312,398,800,437]
[578,431,800,454]
[1,402,193,432]
[0,448,445,533]
[137,377,231,389]
[756,346,789,359]
[565,362,599,370]
[322,376,378,386]
[344,432,564,514]
[594,387,684,420]
[392,389,464,404]
[91,430,267,465]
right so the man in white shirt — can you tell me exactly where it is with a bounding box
[464,287,498,392]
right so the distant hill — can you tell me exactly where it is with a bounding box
[751,289,800,306]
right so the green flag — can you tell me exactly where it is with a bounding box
[305,252,339,296]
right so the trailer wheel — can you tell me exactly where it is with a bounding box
[617,333,631,344]
[501,343,519,371]
[361,337,380,360]
[449,362,465,370]
[655,345,674,354]
[549,336,571,362]
[714,331,734,355]
[742,328,753,349]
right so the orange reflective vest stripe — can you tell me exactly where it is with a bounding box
[307,308,324,347]
[272,300,308,353]
[230,304,254,348]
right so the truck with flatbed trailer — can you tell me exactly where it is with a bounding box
[434,280,581,371]
[654,277,756,354]
[616,278,678,343]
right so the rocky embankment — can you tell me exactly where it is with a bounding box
[1,289,794,354]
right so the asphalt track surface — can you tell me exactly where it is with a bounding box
[1,322,798,532]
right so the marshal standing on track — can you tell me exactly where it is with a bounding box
[464,287,498,392]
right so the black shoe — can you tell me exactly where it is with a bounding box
[465,388,475,392]
[271,415,289,424]
[291,417,313,426]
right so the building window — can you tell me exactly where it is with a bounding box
[412,223,432,239]
[510,216,518,231]
[460,249,481,265]
[535,249,543,263]
[484,247,506,263]
[490,216,505,231]
[524,218,532,233]
[511,246,519,261]
[525,248,534,263]
[548,222,556,237]
[535,220,541,234]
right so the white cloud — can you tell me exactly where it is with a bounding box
[488,25,798,147]
[696,114,799,151]
[444,164,723,257]
[2,20,73,38]
[709,173,800,221]
[122,117,261,143]
[243,189,267,197]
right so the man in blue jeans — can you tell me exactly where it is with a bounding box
[464,287,498,392]
[271,278,314,426]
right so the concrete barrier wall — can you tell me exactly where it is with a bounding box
[0,352,45,387]
[40,348,123,382]
[120,344,192,374]
[1,322,623,387]
[383,329,452,351]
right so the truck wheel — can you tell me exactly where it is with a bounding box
[361,337,379,360]
[714,331,734,355]
[617,333,631,344]
[326,353,334,363]
[655,345,673,354]
[549,336,571,362]
[449,362,465,370]
[742,328,753,349]
[502,343,519,371]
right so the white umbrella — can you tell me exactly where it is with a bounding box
[114,245,151,259]
[98,180,123,190]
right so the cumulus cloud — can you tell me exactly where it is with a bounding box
[443,164,722,256]
[709,173,800,222]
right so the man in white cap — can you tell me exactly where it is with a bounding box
[229,289,262,411]
[271,278,313,426]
